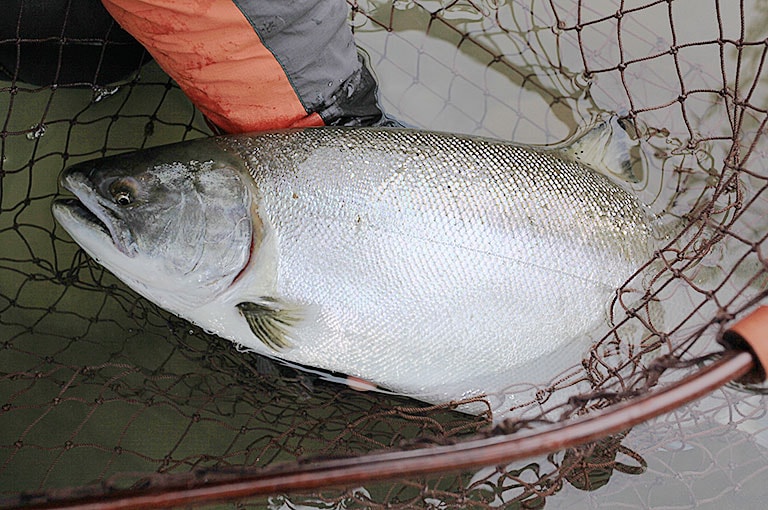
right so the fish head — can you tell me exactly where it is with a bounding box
[52,139,256,313]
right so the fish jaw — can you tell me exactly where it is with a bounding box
[52,197,127,265]
[57,165,137,257]
[52,197,180,311]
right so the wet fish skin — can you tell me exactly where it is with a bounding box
[53,126,658,416]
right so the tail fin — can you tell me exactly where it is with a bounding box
[559,116,640,183]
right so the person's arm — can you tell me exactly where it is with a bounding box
[101,0,387,133]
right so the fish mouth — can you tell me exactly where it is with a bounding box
[53,182,136,257]
[54,198,111,237]
[54,162,139,257]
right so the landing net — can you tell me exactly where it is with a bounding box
[1,1,767,508]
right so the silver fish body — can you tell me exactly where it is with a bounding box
[53,127,659,417]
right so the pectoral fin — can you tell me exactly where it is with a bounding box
[237,299,304,351]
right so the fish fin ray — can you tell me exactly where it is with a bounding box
[560,116,640,183]
[237,299,304,351]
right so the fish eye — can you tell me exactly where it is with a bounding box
[109,178,138,207]
[115,191,132,206]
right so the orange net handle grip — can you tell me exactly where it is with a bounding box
[721,305,768,383]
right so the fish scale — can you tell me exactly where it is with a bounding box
[220,129,656,392]
[54,125,661,418]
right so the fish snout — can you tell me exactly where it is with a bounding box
[59,160,97,194]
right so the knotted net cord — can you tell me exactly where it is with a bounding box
[1,0,767,508]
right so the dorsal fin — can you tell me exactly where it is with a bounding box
[237,299,305,351]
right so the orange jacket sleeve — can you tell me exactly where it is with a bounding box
[101,0,383,133]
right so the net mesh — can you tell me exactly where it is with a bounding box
[2,0,768,508]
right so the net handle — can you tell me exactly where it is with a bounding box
[720,305,768,382]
